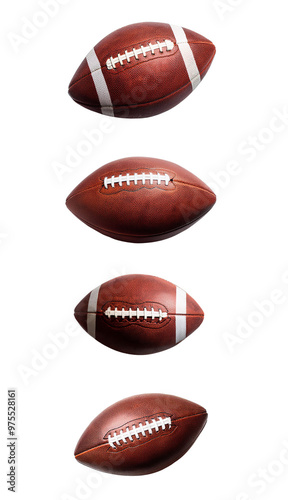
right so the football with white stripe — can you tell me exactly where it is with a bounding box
[75,393,208,475]
[74,274,204,355]
[68,22,216,118]
[66,157,216,243]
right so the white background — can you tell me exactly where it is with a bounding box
[1,1,288,499]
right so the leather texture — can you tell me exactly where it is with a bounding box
[74,274,204,355]
[75,393,208,475]
[68,22,216,118]
[66,157,216,243]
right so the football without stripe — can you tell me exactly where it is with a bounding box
[68,22,216,118]
[66,157,216,243]
[74,274,204,355]
[75,393,208,475]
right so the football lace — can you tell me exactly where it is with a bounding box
[103,172,171,189]
[104,306,168,322]
[106,39,174,70]
[108,416,172,449]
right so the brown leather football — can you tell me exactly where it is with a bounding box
[74,274,203,355]
[66,157,216,243]
[75,393,208,475]
[68,22,216,118]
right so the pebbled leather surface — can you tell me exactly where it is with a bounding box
[66,157,216,243]
[68,22,216,118]
[74,274,204,355]
[74,393,208,475]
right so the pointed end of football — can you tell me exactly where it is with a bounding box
[185,293,204,339]
[68,57,100,111]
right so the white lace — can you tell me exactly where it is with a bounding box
[108,416,172,449]
[106,39,174,70]
[104,172,170,189]
[104,306,168,322]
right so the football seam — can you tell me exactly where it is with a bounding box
[75,312,204,318]
[103,40,213,75]
[74,411,207,458]
[69,40,214,89]
[69,48,215,111]
[66,181,214,202]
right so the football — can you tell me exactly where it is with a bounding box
[66,157,216,243]
[68,22,216,118]
[74,393,208,475]
[74,274,204,355]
